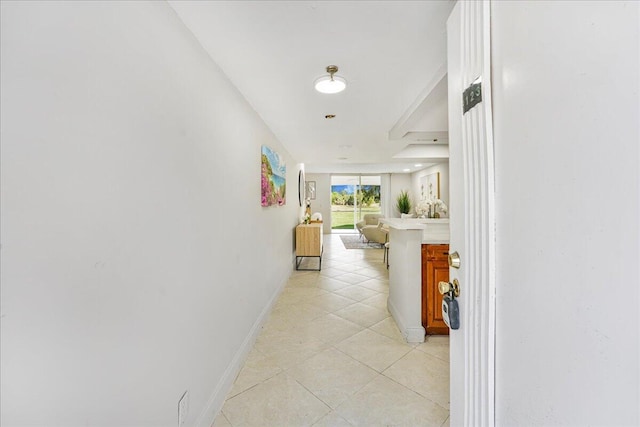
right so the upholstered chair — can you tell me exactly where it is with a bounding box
[356,214,383,238]
[362,222,389,246]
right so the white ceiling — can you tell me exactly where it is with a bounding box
[169,1,454,174]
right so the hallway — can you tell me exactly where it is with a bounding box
[214,234,450,427]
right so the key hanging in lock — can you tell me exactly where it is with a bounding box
[439,279,460,330]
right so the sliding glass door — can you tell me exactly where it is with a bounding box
[330,175,381,232]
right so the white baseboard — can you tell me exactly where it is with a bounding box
[194,272,288,427]
[387,298,425,344]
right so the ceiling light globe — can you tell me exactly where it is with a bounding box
[314,75,346,94]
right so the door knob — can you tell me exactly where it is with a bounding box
[438,279,460,297]
[448,251,461,269]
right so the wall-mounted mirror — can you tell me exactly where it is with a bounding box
[298,169,305,206]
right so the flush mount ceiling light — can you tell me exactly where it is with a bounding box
[314,65,346,94]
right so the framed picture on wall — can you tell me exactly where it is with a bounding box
[261,145,286,207]
[305,181,316,200]
[420,172,440,200]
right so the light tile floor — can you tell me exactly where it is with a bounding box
[213,233,450,427]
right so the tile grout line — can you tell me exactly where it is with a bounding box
[214,234,449,426]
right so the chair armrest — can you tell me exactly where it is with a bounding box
[362,225,388,244]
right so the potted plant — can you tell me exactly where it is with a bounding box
[396,190,413,217]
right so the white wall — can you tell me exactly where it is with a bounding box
[0,2,299,426]
[389,173,414,217]
[491,1,639,425]
[305,173,331,232]
[411,163,450,216]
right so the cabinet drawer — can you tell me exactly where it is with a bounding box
[423,244,449,260]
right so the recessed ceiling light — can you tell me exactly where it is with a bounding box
[338,157,348,160]
[339,144,352,149]
[403,168,411,172]
[325,114,336,119]
[414,163,423,167]
[314,65,346,94]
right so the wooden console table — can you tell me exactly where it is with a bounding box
[295,223,323,270]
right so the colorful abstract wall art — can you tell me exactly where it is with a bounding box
[261,145,286,206]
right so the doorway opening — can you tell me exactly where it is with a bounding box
[330,175,381,233]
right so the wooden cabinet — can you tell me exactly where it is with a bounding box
[295,223,323,270]
[421,244,450,335]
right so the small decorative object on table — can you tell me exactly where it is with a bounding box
[432,199,448,217]
[310,212,323,223]
[305,198,312,217]
[416,198,448,218]
[435,199,447,217]
[416,199,433,218]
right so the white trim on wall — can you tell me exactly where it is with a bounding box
[381,173,391,218]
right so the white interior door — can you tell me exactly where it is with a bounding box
[447,1,496,426]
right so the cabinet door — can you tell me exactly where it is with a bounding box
[421,244,450,335]
[427,259,450,335]
[296,224,322,256]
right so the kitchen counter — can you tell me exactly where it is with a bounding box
[381,218,450,343]
[381,218,450,243]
